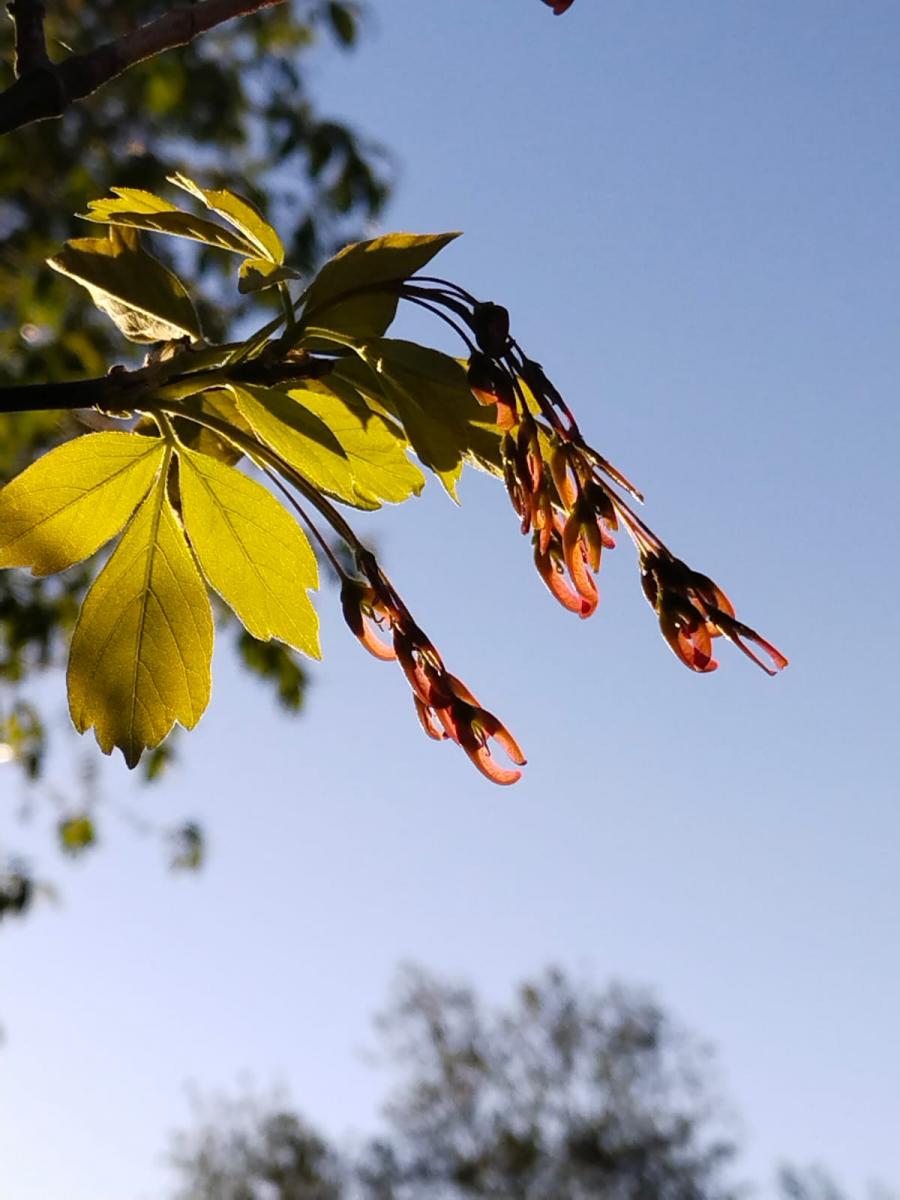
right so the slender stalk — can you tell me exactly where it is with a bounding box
[256,460,347,581]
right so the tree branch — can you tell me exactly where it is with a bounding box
[0,346,332,415]
[7,0,48,76]
[0,0,285,136]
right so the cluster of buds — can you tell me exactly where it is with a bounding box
[340,555,526,785]
[400,276,787,680]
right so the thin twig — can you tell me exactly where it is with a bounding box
[0,0,285,136]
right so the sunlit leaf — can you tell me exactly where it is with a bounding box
[178,447,320,658]
[67,471,213,767]
[355,339,485,497]
[293,380,425,505]
[228,382,378,510]
[300,231,459,340]
[82,193,255,255]
[169,173,285,263]
[0,432,165,575]
[48,226,202,343]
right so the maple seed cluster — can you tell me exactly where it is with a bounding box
[401,278,788,678]
[639,552,789,675]
[341,557,526,785]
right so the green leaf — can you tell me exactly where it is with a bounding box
[300,231,459,340]
[228,383,377,510]
[178,447,320,658]
[169,173,285,263]
[48,226,202,343]
[82,196,255,256]
[354,339,484,497]
[328,1,357,45]
[0,432,166,575]
[292,381,425,505]
[58,814,96,856]
[238,257,303,294]
[67,469,213,767]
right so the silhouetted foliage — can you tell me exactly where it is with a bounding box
[171,966,740,1200]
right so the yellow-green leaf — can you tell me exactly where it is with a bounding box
[229,382,377,510]
[67,474,213,767]
[169,173,284,263]
[178,448,320,658]
[82,192,255,255]
[292,381,425,506]
[355,339,482,498]
[300,231,459,341]
[0,432,166,575]
[48,226,202,343]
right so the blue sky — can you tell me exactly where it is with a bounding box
[2,2,899,1196]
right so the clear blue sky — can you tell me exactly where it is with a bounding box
[2,2,899,1196]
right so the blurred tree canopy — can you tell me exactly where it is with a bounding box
[169,966,886,1200]
[171,966,738,1200]
[1,0,388,908]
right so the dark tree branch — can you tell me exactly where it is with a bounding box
[0,347,333,415]
[0,0,285,136]
[7,0,49,75]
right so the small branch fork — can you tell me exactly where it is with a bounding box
[0,0,285,136]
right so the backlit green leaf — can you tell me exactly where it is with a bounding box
[179,448,320,659]
[48,226,202,343]
[229,382,376,510]
[82,196,255,255]
[355,339,483,497]
[300,231,459,340]
[0,432,166,575]
[169,173,285,263]
[67,470,213,767]
[293,380,425,506]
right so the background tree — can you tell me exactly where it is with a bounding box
[169,966,897,1200]
[171,966,739,1200]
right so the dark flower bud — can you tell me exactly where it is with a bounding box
[472,302,510,357]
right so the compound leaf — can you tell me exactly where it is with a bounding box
[300,231,459,340]
[82,196,255,256]
[48,226,202,343]
[355,339,483,497]
[229,382,376,510]
[0,432,166,575]
[67,471,213,767]
[169,173,284,263]
[178,448,320,659]
[292,381,425,506]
